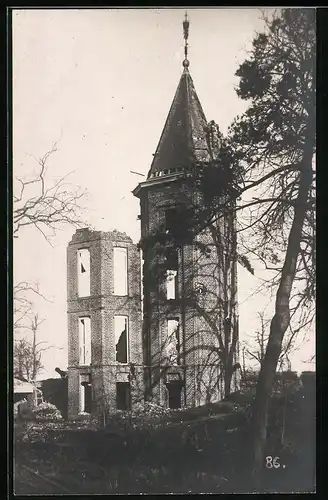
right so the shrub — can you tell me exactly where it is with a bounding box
[34,401,63,421]
[214,401,238,414]
[104,402,171,432]
[273,371,300,395]
[14,399,34,421]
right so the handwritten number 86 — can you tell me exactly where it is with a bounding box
[265,456,280,468]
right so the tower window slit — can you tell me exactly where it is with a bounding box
[77,249,90,297]
[80,374,92,413]
[115,316,129,364]
[113,247,128,296]
[116,382,131,410]
[79,317,91,366]
[166,318,180,365]
[165,247,179,300]
[165,208,179,234]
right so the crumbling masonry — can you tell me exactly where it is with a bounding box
[67,19,239,418]
[67,229,143,419]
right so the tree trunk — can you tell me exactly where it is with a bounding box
[250,154,313,489]
[241,347,246,386]
[32,324,37,381]
[280,383,288,447]
[224,366,232,399]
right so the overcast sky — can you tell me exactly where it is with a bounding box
[13,8,315,379]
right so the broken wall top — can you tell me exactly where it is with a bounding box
[69,228,134,245]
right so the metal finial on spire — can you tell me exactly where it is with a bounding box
[182,11,190,70]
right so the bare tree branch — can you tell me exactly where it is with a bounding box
[13,143,89,243]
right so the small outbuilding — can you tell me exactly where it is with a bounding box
[14,378,38,407]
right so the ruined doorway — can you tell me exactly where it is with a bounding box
[81,380,92,413]
[167,382,182,409]
[116,382,131,410]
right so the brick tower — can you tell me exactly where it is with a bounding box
[133,14,239,409]
[67,228,143,419]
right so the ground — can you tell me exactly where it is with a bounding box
[13,387,315,494]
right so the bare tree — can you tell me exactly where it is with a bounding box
[13,143,89,380]
[14,281,50,331]
[148,8,315,486]
[14,337,32,381]
[303,353,315,364]
[14,313,57,382]
[244,312,268,367]
[13,281,54,379]
[14,312,63,383]
[243,311,295,370]
[226,8,315,486]
[13,142,88,243]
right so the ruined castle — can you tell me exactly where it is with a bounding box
[67,15,239,419]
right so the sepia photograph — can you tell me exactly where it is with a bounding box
[11,7,315,494]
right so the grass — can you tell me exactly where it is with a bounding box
[13,387,315,494]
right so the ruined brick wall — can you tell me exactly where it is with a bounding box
[139,176,239,408]
[67,229,143,419]
[140,179,194,405]
[40,378,68,420]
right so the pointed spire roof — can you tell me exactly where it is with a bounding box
[147,68,211,179]
[146,12,211,179]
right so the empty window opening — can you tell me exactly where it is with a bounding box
[166,270,178,300]
[165,207,192,243]
[115,316,129,364]
[80,374,92,413]
[166,318,180,365]
[164,247,178,268]
[113,247,128,296]
[165,208,179,234]
[77,249,90,297]
[167,382,182,409]
[79,317,91,366]
[116,382,131,410]
[165,248,179,300]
